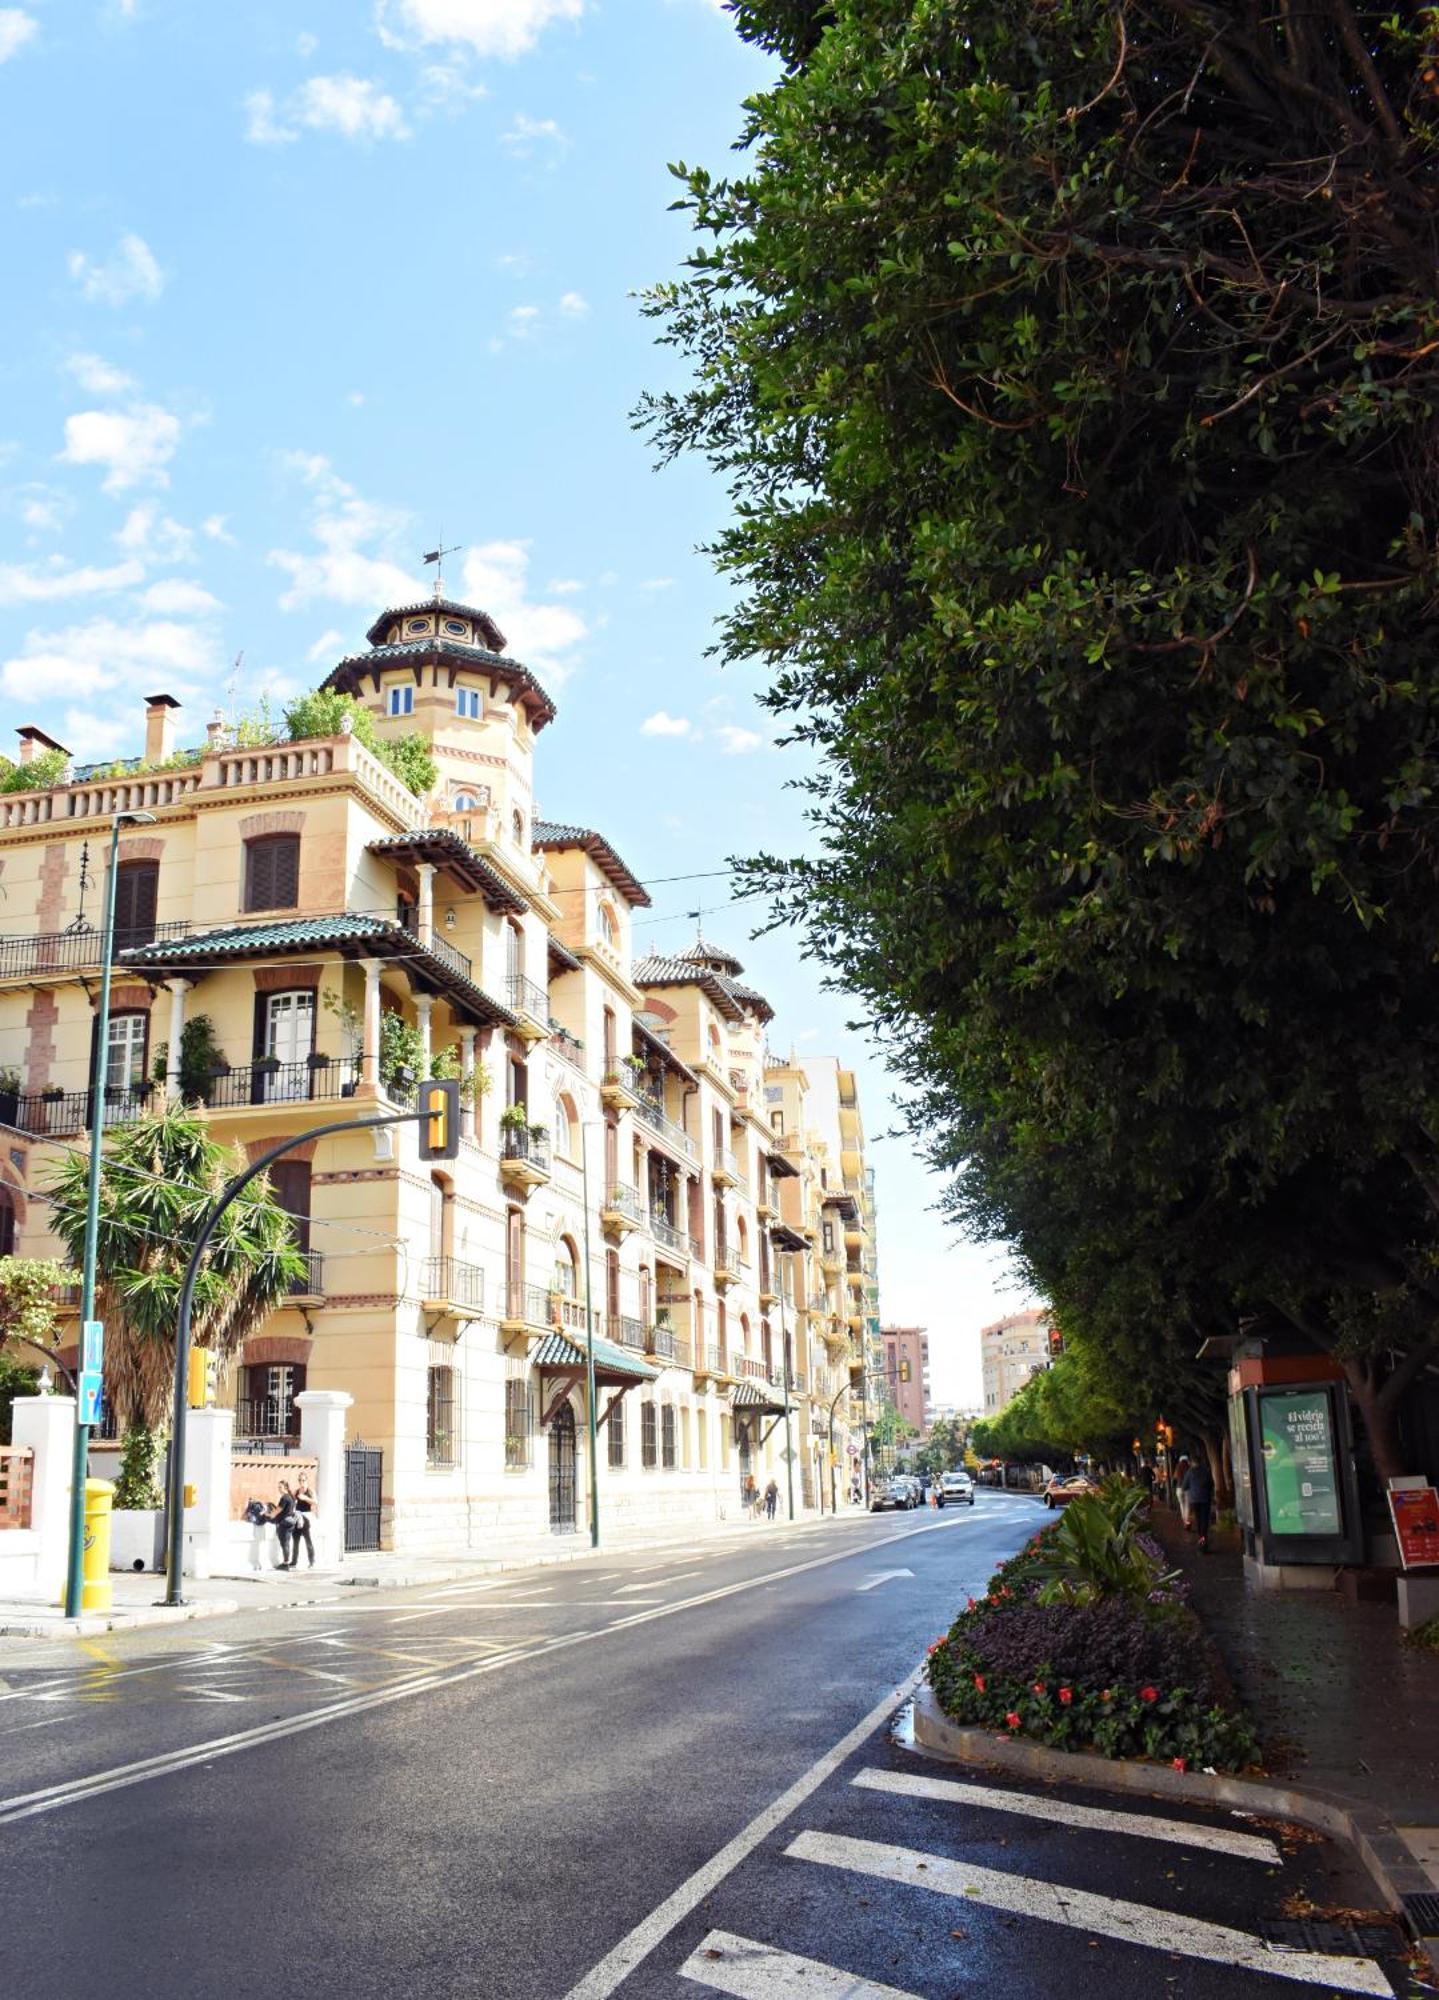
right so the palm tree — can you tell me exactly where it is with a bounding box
[45,1109,306,1503]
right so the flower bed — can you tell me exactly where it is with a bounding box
[926,1524,1260,1773]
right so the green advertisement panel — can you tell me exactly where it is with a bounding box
[1259,1389,1341,1537]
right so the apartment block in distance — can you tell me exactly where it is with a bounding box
[881,1324,930,1435]
[0,587,885,1554]
[980,1306,1060,1415]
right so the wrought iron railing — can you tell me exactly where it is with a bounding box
[501,1124,551,1171]
[425,930,473,983]
[706,1343,727,1376]
[506,972,549,1024]
[203,1056,362,1109]
[719,1246,743,1281]
[550,1025,585,1070]
[0,919,191,982]
[649,1212,689,1257]
[421,1256,485,1310]
[606,1314,648,1353]
[503,1280,554,1326]
[234,1399,300,1441]
[634,1092,697,1160]
[288,1250,324,1297]
[736,1355,769,1382]
[0,1083,158,1137]
[602,1181,645,1224]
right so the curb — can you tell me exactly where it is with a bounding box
[0,1599,239,1638]
[911,1684,1439,1977]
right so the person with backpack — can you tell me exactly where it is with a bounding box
[1182,1454,1215,1551]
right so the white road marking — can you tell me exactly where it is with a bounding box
[678,1928,920,1999]
[784,1833,1393,1996]
[853,1767,1283,1865]
[388,1610,453,1625]
[560,1670,923,2000]
[0,1512,978,1831]
[853,1570,914,1593]
[176,1686,247,1704]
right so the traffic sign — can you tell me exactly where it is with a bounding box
[78,1370,103,1426]
[81,1318,103,1374]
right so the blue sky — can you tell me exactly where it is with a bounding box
[0,0,1030,1400]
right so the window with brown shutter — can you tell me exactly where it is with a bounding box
[243,835,300,913]
[113,861,159,951]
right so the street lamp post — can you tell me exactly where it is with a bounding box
[63,808,156,1619]
[775,1245,795,1523]
[578,1124,601,1548]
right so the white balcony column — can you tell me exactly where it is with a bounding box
[458,1026,477,1143]
[415,862,436,949]
[415,992,433,1071]
[163,978,188,1103]
[361,958,382,1089]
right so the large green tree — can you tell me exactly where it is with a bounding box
[645,0,1439,1477]
[45,1111,305,1495]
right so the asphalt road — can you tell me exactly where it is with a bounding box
[0,1495,1414,1999]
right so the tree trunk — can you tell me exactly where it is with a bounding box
[1343,1361,1406,1486]
[1204,1430,1231,1508]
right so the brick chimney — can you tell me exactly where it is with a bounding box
[144,693,180,766]
[16,725,67,767]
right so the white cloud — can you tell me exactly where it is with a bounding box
[67,232,165,307]
[347,390,366,406]
[14,487,73,536]
[500,112,567,158]
[244,89,297,146]
[641,710,694,739]
[0,558,145,607]
[546,577,582,595]
[116,503,196,563]
[201,514,234,544]
[495,251,532,275]
[377,0,583,61]
[715,724,764,755]
[506,304,540,338]
[61,403,183,492]
[0,614,220,703]
[557,290,589,318]
[459,539,585,682]
[65,352,136,395]
[307,627,344,662]
[247,75,409,145]
[639,577,675,593]
[418,61,487,109]
[138,579,221,615]
[269,453,420,611]
[0,10,37,63]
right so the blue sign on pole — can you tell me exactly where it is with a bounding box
[78,1369,103,1426]
[81,1318,103,1374]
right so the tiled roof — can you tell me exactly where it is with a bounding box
[676,936,744,975]
[632,1015,698,1088]
[532,821,651,908]
[547,932,582,972]
[367,831,526,915]
[120,915,516,1030]
[730,1378,789,1413]
[532,1329,659,1383]
[365,597,508,652]
[632,951,775,1026]
[323,636,556,731]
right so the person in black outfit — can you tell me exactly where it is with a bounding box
[289,1478,316,1567]
[1182,1455,1215,1551]
[269,1488,299,1569]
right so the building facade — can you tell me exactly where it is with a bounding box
[0,592,884,1553]
[980,1306,1059,1415]
[880,1324,931,1435]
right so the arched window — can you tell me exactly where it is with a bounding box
[598,902,618,948]
[512,808,524,847]
[553,1235,579,1297]
[707,1023,721,1059]
[452,791,479,811]
[737,1216,749,1266]
[554,1094,576,1160]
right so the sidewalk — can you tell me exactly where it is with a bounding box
[0,1502,851,1639]
[1148,1503,1439,1944]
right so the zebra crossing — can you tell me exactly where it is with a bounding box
[643,1752,1407,1999]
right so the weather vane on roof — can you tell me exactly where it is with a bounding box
[686,902,706,942]
[422,537,461,599]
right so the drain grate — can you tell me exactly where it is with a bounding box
[1402,1892,1439,1936]
[1259,1918,1399,1957]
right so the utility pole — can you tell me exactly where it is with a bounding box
[579,1124,600,1548]
[64,808,155,1619]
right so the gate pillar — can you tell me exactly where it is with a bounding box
[295,1389,353,1569]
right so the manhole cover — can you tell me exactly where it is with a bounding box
[1402,1892,1439,1936]
[1259,1919,1399,1956]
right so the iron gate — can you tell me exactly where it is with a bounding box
[344,1442,382,1552]
[548,1405,576,1533]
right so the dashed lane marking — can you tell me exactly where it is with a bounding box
[678,1928,921,1999]
[852,1767,1284,1865]
[784,1832,1393,1996]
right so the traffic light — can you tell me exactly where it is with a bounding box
[187,1346,217,1408]
[418,1077,461,1160]
[899,1357,911,1383]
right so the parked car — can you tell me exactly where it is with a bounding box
[1043,1473,1098,1509]
[939,1470,975,1506]
[869,1479,911,1512]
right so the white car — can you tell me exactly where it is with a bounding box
[939,1471,976,1505]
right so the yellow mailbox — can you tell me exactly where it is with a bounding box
[81,1477,114,1614]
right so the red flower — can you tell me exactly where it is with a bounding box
[1005,1711,1021,1730]
[1000,1586,1012,1598]
[1100,1689,1113,1701]
[966,1597,977,1611]
[1172,1757,1187,1772]
[973,1674,986,1693]
[1058,1687,1073,1705]
[1141,1686,1159,1704]
[1032,1682,1047,1697]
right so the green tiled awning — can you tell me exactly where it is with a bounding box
[533,1330,659,1383]
[731,1379,790,1415]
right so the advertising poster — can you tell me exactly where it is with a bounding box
[1388,1487,1439,1570]
[1259,1388,1341,1536]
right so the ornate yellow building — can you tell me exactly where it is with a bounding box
[0,593,882,1553]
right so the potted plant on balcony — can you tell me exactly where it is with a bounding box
[0,1068,19,1127]
[379,1011,424,1097]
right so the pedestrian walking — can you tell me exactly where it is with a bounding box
[764,1477,778,1521]
[269,1486,299,1568]
[1182,1454,1215,1551]
[743,1472,760,1519]
[290,1476,317,1567]
[1174,1455,1192,1529]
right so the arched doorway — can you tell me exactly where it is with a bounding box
[737,1417,753,1507]
[549,1403,577,1532]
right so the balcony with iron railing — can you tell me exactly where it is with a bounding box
[600,1061,644,1112]
[550,1024,585,1071]
[499,1121,551,1191]
[421,1256,485,1312]
[648,1212,691,1260]
[634,1091,697,1162]
[600,1181,646,1237]
[203,1055,363,1110]
[288,1250,324,1299]
[606,1314,648,1354]
[712,1147,744,1190]
[506,972,550,1031]
[0,919,191,984]
[501,1279,555,1330]
[735,1354,770,1383]
[0,1081,159,1138]
[647,1321,692,1368]
[713,1243,741,1290]
[233,1398,301,1442]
